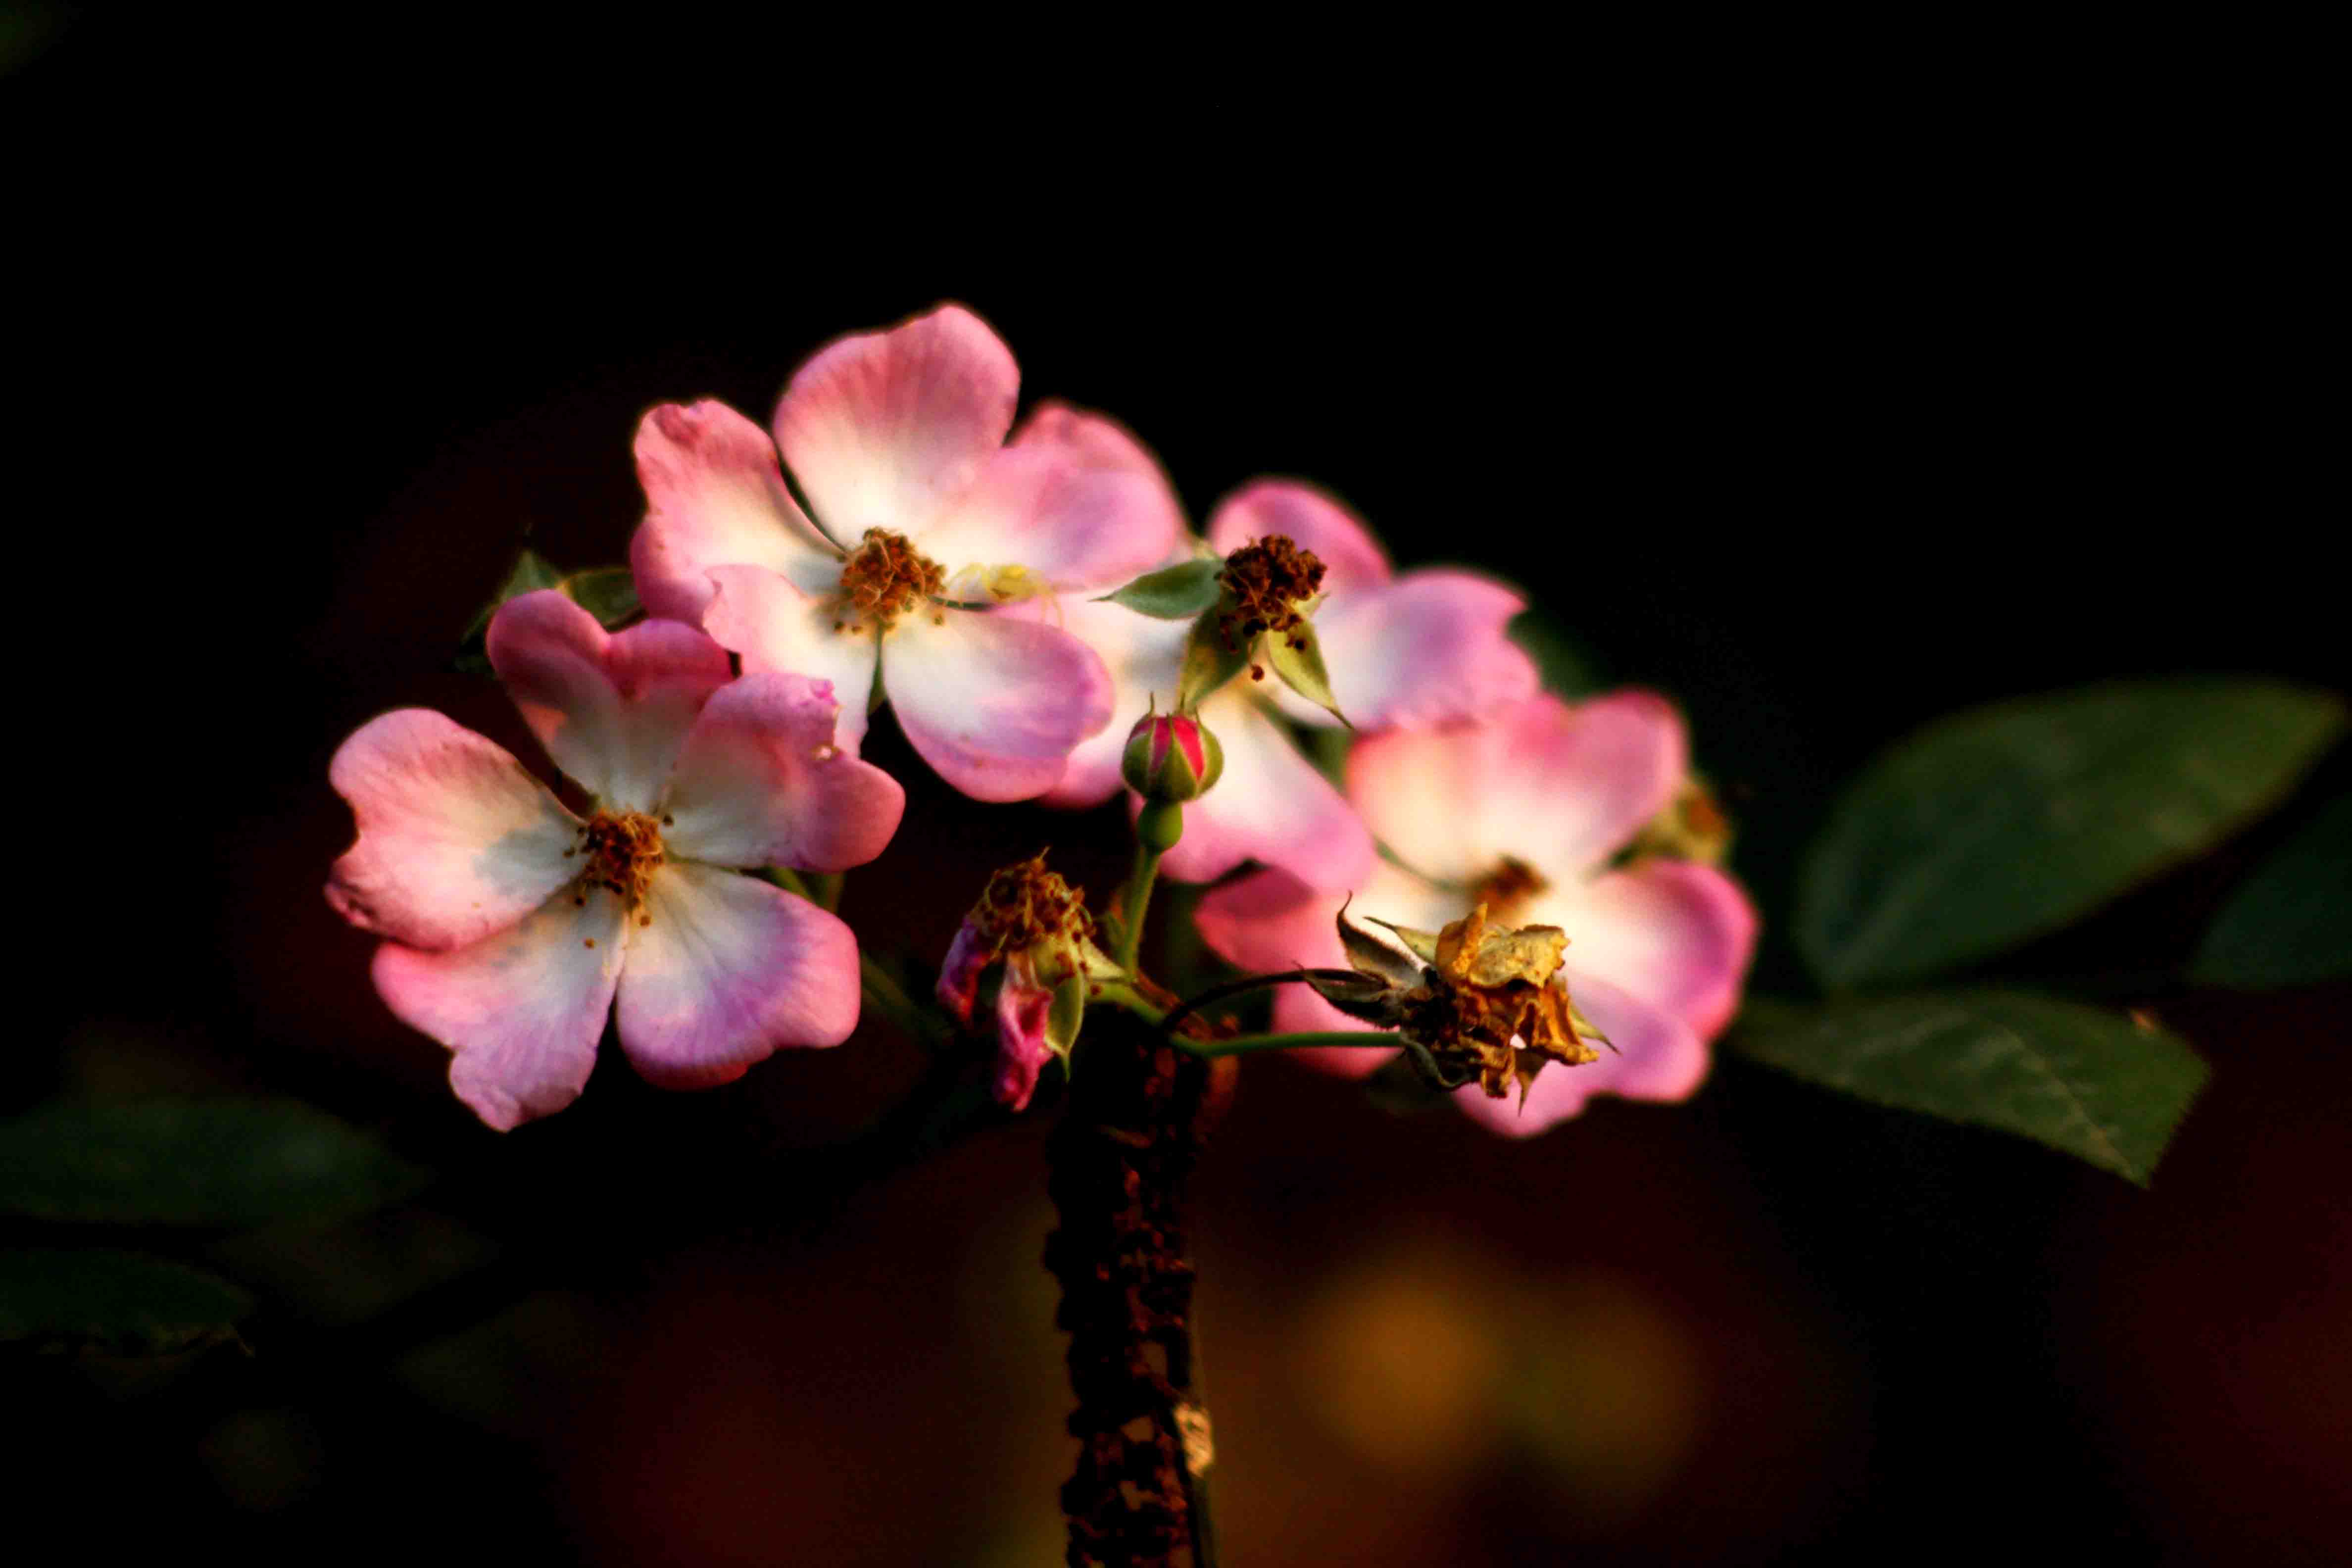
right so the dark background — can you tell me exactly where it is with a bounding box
[12,13,2347,1564]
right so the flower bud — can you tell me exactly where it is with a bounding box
[1122,709,1224,803]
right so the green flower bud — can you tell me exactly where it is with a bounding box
[1121,709,1224,804]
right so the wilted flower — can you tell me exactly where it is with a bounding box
[937,853,1123,1112]
[1038,474,1537,890]
[1194,693,1757,1135]
[326,591,905,1130]
[630,305,1185,802]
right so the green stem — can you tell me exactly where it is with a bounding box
[1090,979,1167,1025]
[1176,1029,1397,1059]
[1155,968,1364,1039]
[807,870,845,912]
[860,954,949,1047]
[1116,838,1161,974]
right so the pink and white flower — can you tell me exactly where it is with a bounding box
[1192,693,1757,1136]
[630,305,1185,803]
[1032,458,1537,891]
[326,590,905,1130]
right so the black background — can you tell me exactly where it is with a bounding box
[11,13,2346,1565]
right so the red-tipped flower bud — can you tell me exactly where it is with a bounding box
[1122,709,1224,803]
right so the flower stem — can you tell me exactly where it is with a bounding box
[807,870,845,912]
[859,954,950,1047]
[1116,838,1162,974]
[1090,979,1168,1025]
[1156,968,1365,1038]
[1176,1029,1396,1059]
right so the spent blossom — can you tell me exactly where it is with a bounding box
[631,304,1185,802]
[1193,692,1757,1135]
[327,591,905,1129]
[936,853,1123,1112]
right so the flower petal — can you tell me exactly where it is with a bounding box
[630,399,843,623]
[1033,592,1194,809]
[660,673,906,871]
[1296,570,1539,730]
[1348,692,1685,886]
[371,887,627,1131]
[993,968,1055,1113]
[882,607,1113,802]
[1151,691,1374,887]
[936,921,990,1025]
[1530,860,1758,1038]
[327,709,580,950]
[1205,481,1391,598]
[919,445,1185,591]
[771,302,1019,543]
[1451,973,1707,1138]
[1012,400,1174,483]
[701,565,880,755]
[615,863,861,1087]
[487,590,733,812]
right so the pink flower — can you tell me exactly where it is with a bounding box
[934,853,1119,1112]
[630,305,1185,802]
[1032,458,1536,891]
[1192,693,1758,1136]
[326,590,906,1130]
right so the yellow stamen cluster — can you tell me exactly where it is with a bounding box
[834,528,946,632]
[569,810,665,927]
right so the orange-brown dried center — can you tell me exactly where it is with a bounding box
[1469,856,1550,922]
[971,852,1094,954]
[834,528,946,631]
[1217,535,1326,641]
[574,810,665,913]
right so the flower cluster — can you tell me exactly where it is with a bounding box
[328,301,1755,1132]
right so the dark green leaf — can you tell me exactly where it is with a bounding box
[0,1099,428,1230]
[1508,612,1605,697]
[1095,557,1224,619]
[2192,794,2352,988]
[562,566,642,628]
[0,1249,254,1345]
[454,548,563,674]
[1731,990,2208,1185]
[1266,618,1348,725]
[1797,679,2345,987]
[1175,606,1251,712]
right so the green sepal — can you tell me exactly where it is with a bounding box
[1265,617,1349,726]
[1096,557,1225,619]
[1046,972,1088,1062]
[455,549,645,675]
[1175,604,1252,711]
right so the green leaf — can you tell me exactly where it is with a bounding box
[454,548,563,674]
[2192,793,2352,988]
[1266,618,1349,725]
[561,566,642,629]
[1508,612,1605,697]
[1731,990,2208,1185]
[1096,557,1225,619]
[1175,606,1251,712]
[0,1248,254,1345]
[1797,679,2345,988]
[0,1099,428,1230]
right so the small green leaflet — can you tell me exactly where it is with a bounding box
[1266,619,1349,726]
[2192,793,2352,988]
[1096,557,1225,619]
[1175,606,1251,711]
[455,549,644,674]
[0,1249,255,1347]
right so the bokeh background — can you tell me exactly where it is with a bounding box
[13,14,2348,1564]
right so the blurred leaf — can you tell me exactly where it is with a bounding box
[0,1099,427,1230]
[1267,618,1348,725]
[0,1249,254,1346]
[1097,557,1224,619]
[454,550,640,674]
[1175,607,1250,712]
[1731,990,2208,1185]
[1363,1052,1449,1114]
[1509,612,1605,698]
[2192,793,2352,988]
[1796,679,2345,987]
[1302,721,1351,789]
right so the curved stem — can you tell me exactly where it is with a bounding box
[1091,979,1167,1025]
[1156,968,1364,1038]
[1116,839,1161,974]
[1177,1029,1398,1059]
[859,954,949,1047]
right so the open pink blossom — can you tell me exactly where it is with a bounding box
[1192,693,1757,1136]
[630,305,1184,802]
[326,590,905,1130]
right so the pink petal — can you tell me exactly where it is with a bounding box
[701,565,880,755]
[1033,592,1194,809]
[630,399,844,623]
[1205,480,1392,598]
[487,590,733,812]
[1011,400,1175,484]
[615,863,861,1087]
[771,302,1019,542]
[1303,570,1539,730]
[1150,690,1374,887]
[993,967,1055,1112]
[1533,860,1758,1039]
[1347,692,1685,886]
[1453,973,1709,1137]
[327,709,580,951]
[882,606,1113,802]
[919,444,1185,592]
[371,888,628,1131]
[936,921,990,1025]
[660,673,906,872]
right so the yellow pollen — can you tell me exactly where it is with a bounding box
[577,810,665,915]
[836,528,946,629]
